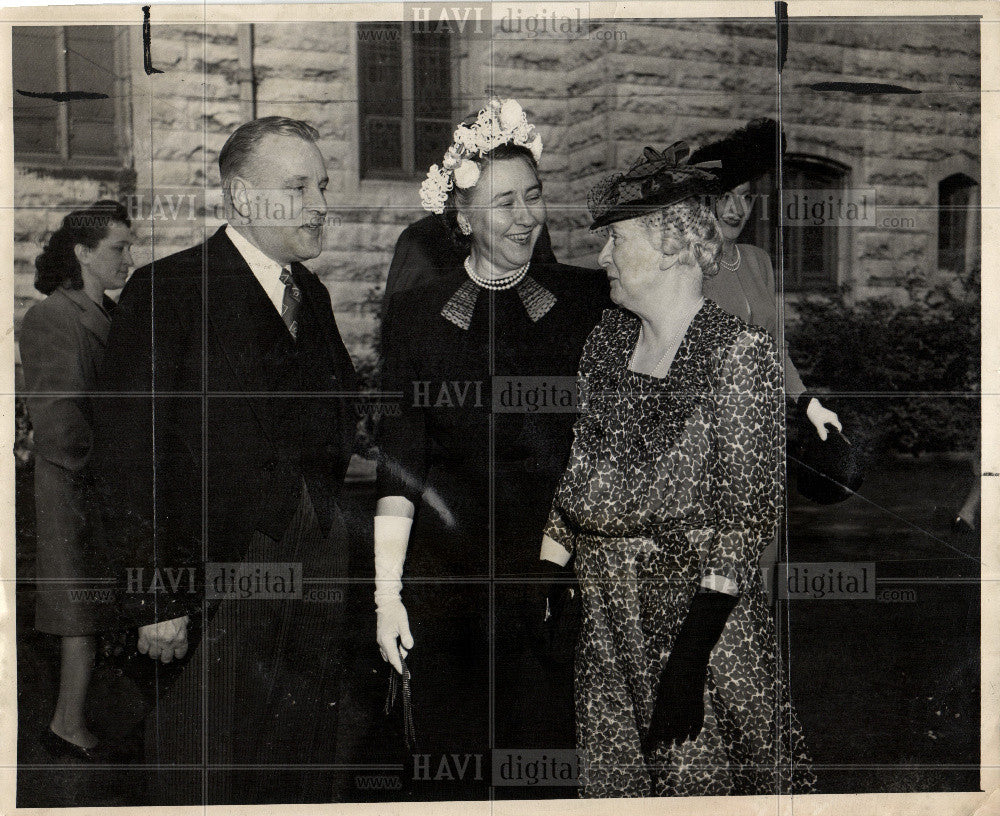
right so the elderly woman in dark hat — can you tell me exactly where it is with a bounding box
[539,144,816,797]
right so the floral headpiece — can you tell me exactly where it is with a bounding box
[419,97,543,214]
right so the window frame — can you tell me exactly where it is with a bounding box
[355,22,454,182]
[12,25,130,176]
[744,153,850,294]
[936,172,980,275]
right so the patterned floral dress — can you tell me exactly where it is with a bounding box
[545,299,816,797]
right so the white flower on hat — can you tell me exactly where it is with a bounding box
[419,164,452,214]
[527,132,543,162]
[499,99,525,131]
[441,148,460,171]
[453,159,481,189]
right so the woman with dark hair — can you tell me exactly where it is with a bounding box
[20,200,133,759]
[374,98,608,798]
[541,145,815,796]
[690,118,841,441]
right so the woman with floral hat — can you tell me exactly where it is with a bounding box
[374,97,609,798]
[541,143,816,797]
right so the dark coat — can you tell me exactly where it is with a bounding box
[93,226,359,627]
[20,286,115,635]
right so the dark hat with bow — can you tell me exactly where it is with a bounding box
[587,142,722,230]
[688,118,787,193]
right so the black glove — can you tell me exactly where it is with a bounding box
[525,558,577,664]
[642,589,738,754]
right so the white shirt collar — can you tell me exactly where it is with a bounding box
[225,224,289,315]
[225,224,285,276]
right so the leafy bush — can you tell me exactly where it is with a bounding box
[786,280,979,456]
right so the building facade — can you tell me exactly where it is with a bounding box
[12,17,981,370]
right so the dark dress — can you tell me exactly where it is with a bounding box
[20,286,116,636]
[377,246,608,799]
[544,300,816,797]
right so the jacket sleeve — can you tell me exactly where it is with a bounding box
[702,329,783,594]
[93,267,203,627]
[20,303,94,473]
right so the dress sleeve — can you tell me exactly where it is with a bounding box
[702,328,783,594]
[376,293,428,505]
[746,247,807,402]
[20,303,93,472]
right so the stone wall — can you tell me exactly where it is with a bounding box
[13,17,981,365]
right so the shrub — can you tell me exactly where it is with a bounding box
[786,281,979,456]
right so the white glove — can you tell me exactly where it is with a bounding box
[805,397,842,441]
[374,515,414,674]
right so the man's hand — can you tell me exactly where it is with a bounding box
[805,397,842,441]
[137,615,189,663]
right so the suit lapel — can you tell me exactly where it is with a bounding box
[204,228,295,440]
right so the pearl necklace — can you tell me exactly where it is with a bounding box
[718,245,741,273]
[464,257,529,291]
[632,297,704,378]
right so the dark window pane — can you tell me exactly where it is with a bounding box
[13,27,59,155]
[412,26,450,119]
[66,26,117,159]
[938,173,976,273]
[358,24,403,116]
[414,119,451,176]
[358,23,403,174]
[361,116,402,175]
[781,161,844,291]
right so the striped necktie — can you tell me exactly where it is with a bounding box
[279,266,301,339]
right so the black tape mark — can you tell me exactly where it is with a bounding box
[775,2,788,72]
[809,81,920,95]
[16,89,109,101]
[143,6,164,75]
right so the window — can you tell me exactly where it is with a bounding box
[13,26,122,166]
[743,156,847,292]
[938,173,980,274]
[357,23,452,179]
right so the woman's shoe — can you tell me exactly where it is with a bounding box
[41,727,106,762]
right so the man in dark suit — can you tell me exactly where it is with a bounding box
[94,117,358,804]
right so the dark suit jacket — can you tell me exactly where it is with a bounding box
[94,226,358,626]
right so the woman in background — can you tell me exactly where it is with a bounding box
[20,200,133,760]
[690,118,841,440]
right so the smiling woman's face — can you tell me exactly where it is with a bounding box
[461,157,545,273]
[714,181,753,242]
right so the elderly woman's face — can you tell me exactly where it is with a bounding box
[714,182,753,242]
[597,216,665,310]
[463,157,545,272]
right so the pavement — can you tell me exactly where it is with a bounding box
[14,455,982,805]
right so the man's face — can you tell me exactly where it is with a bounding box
[230,133,329,265]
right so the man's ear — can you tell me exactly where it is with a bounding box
[228,177,253,221]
